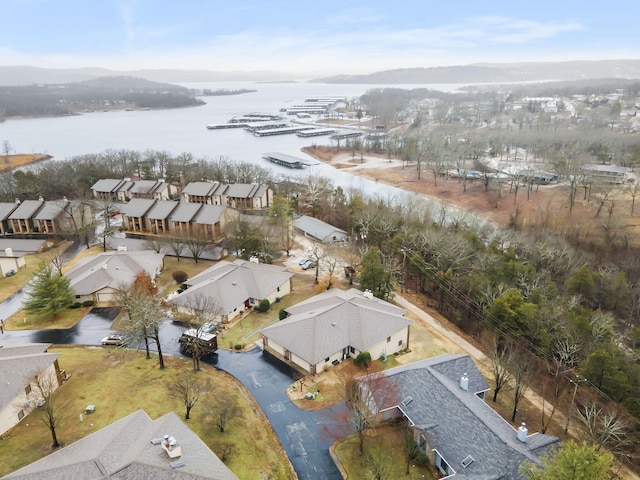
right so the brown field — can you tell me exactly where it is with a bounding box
[0,153,53,172]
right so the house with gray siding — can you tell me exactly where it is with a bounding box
[65,250,164,303]
[3,409,238,480]
[170,259,292,323]
[293,215,347,243]
[261,288,411,374]
[371,354,559,478]
[0,344,63,436]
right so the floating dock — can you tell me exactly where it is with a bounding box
[262,152,310,169]
[330,131,364,140]
[253,125,316,137]
[206,123,249,129]
[244,122,289,132]
[296,128,337,137]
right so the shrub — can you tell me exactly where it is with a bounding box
[354,351,371,369]
[82,300,95,307]
[234,344,242,350]
[70,302,82,309]
[172,270,188,284]
[258,299,271,313]
[279,308,288,320]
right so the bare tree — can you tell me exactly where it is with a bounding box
[165,235,187,262]
[185,229,209,264]
[167,373,210,420]
[2,140,12,164]
[143,237,166,253]
[326,363,400,455]
[180,294,221,372]
[511,349,537,422]
[119,273,166,369]
[576,400,633,458]
[208,396,243,432]
[33,369,66,449]
[488,335,514,403]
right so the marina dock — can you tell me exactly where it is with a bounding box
[330,131,364,140]
[262,152,310,169]
[206,123,249,129]
[296,128,337,137]
[253,125,316,137]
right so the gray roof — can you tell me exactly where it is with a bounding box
[0,239,46,255]
[0,344,59,426]
[379,355,559,479]
[4,409,238,479]
[33,200,70,221]
[0,202,19,220]
[121,198,156,217]
[170,203,203,223]
[171,259,292,315]
[145,200,178,220]
[129,180,161,195]
[194,205,225,225]
[65,250,164,295]
[8,200,44,220]
[225,184,260,198]
[182,181,225,197]
[260,288,410,365]
[293,215,346,242]
[90,179,126,193]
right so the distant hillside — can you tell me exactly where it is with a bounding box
[0,76,204,119]
[311,60,640,84]
[0,66,296,86]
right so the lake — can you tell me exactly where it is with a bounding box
[0,81,468,201]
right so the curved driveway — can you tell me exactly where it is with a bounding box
[0,310,342,480]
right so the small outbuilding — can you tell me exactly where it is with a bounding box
[293,215,347,244]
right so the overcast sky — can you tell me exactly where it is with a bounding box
[2,0,638,77]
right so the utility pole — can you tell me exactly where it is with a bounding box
[564,375,587,434]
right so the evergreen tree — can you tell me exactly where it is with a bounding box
[520,441,612,479]
[23,264,75,319]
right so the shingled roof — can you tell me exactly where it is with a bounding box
[65,250,164,296]
[170,259,292,315]
[260,288,410,365]
[3,409,238,479]
[0,344,60,434]
[378,355,559,479]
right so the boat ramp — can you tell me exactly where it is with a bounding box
[262,152,310,169]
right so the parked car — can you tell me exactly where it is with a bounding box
[298,257,311,266]
[101,334,125,346]
[301,259,316,270]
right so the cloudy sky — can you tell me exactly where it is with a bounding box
[1,0,638,77]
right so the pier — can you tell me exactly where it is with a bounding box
[206,123,249,129]
[262,152,310,169]
[253,125,316,137]
[296,128,336,137]
[330,131,364,140]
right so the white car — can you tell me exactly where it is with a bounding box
[101,334,125,346]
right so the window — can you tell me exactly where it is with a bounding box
[387,336,391,343]
[349,346,355,354]
[25,384,32,395]
[17,410,24,420]
[398,339,403,347]
[325,357,330,362]
[277,286,280,292]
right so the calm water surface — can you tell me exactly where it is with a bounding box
[0,81,464,199]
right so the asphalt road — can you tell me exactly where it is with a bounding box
[0,308,342,479]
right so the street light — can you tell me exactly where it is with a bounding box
[564,375,587,434]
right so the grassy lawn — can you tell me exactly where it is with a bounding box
[334,423,435,480]
[156,256,216,297]
[0,240,73,304]
[220,274,317,350]
[0,346,293,479]
[6,306,91,330]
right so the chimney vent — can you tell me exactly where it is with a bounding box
[14,198,20,204]
[460,373,469,391]
[102,263,108,270]
[38,195,44,202]
[517,422,528,443]
[363,289,374,300]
